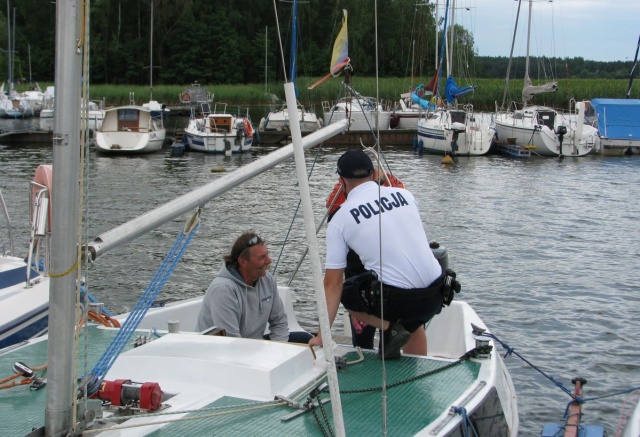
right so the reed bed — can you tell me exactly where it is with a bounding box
[17,78,639,113]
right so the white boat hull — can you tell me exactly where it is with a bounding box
[95,131,165,153]
[494,106,599,157]
[416,110,495,156]
[0,256,50,349]
[323,98,391,131]
[95,105,166,154]
[260,107,323,134]
[183,112,253,154]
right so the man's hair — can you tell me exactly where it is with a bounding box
[224,231,264,269]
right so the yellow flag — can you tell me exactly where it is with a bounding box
[308,10,350,89]
[330,10,349,76]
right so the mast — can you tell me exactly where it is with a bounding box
[446,0,455,78]
[45,0,83,434]
[5,0,10,94]
[290,0,298,97]
[149,0,154,101]
[626,33,640,99]
[434,0,450,98]
[520,0,557,105]
[501,0,523,108]
[524,0,532,87]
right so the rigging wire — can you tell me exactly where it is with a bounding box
[73,0,93,431]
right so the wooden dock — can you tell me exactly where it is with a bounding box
[493,139,532,158]
[0,130,54,145]
[256,128,416,147]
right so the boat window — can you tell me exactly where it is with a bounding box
[536,110,556,130]
[450,110,466,124]
[118,109,139,122]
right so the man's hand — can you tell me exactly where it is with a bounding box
[309,334,323,347]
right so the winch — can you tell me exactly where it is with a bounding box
[96,379,163,411]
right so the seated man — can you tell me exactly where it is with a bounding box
[196,232,312,343]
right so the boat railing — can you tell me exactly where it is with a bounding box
[0,190,15,256]
[212,102,228,115]
[26,182,50,281]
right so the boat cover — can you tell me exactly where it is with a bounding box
[444,76,475,103]
[590,98,640,140]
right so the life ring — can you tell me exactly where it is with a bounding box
[326,169,405,216]
[180,91,191,104]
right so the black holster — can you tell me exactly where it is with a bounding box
[342,270,380,313]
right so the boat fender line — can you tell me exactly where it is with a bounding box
[180,91,191,104]
[451,406,479,436]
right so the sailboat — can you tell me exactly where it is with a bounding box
[0,166,52,349]
[493,0,599,157]
[415,0,495,157]
[258,0,322,138]
[0,3,518,436]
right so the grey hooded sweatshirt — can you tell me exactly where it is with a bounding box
[195,262,289,341]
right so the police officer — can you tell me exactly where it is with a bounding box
[309,150,444,359]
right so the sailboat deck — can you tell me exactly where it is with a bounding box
[147,353,480,436]
[0,327,481,436]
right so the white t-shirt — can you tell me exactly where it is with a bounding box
[325,181,442,289]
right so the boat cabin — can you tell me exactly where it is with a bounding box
[205,114,233,133]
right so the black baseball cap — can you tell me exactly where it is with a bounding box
[336,150,374,178]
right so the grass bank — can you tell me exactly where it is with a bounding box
[20,78,639,113]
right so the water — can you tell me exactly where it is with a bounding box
[1,116,639,435]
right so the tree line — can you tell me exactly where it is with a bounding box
[1,0,636,88]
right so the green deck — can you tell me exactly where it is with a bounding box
[147,353,480,436]
[1,335,479,436]
[0,327,139,436]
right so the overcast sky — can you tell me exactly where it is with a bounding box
[448,0,639,62]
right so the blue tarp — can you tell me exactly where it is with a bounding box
[590,98,640,139]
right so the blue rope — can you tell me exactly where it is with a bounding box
[476,330,574,398]
[452,406,479,437]
[85,221,200,396]
[477,329,640,408]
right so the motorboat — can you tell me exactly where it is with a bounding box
[183,102,253,154]
[95,105,166,154]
